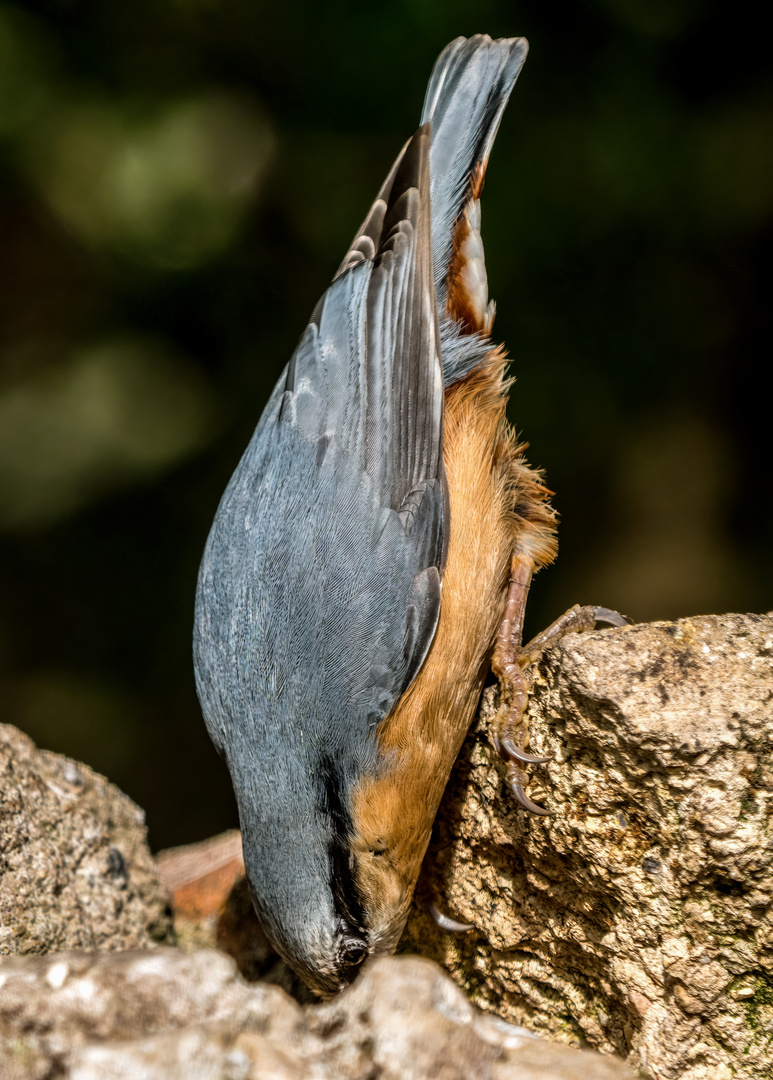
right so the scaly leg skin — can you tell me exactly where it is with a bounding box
[491,554,629,816]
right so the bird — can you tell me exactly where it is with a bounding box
[193,34,625,998]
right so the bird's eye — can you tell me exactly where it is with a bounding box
[342,938,368,967]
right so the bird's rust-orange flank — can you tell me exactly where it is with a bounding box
[351,335,557,948]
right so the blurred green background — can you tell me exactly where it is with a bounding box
[1,0,770,850]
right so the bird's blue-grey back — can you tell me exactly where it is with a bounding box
[194,128,443,982]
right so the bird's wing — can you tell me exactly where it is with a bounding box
[334,139,408,280]
[288,124,445,552]
[194,125,445,771]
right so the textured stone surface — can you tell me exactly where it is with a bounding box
[0,724,172,955]
[402,612,773,1080]
[0,948,634,1079]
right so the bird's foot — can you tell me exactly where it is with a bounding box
[490,651,553,815]
[519,604,630,667]
[491,556,629,815]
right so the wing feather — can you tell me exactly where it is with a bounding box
[194,125,446,785]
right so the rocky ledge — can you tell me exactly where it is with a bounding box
[0,948,632,1080]
[3,612,772,1079]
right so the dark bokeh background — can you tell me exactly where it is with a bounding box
[1,1,770,851]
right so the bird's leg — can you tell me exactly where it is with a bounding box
[491,555,628,815]
[490,556,550,814]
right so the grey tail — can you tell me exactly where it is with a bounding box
[421,35,527,377]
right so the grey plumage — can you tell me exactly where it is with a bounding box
[195,126,443,989]
[193,35,527,994]
[425,36,528,385]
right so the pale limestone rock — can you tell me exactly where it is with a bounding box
[0,948,634,1079]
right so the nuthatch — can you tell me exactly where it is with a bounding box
[194,35,625,997]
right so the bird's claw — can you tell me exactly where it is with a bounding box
[510,779,551,817]
[497,734,552,765]
[591,606,631,628]
[491,680,552,816]
[427,900,473,933]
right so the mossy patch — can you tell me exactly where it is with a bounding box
[743,973,773,1043]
